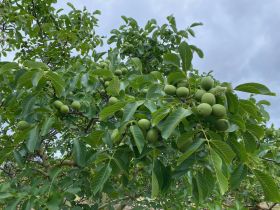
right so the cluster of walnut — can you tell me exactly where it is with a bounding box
[164,76,229,132]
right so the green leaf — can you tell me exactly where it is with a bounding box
[152,168,159,198]
[23,60,49,70]
[246,123,264,139]
[190,22,203,28]
[230,164,247,189]
[210,140,235,164]
[231,114,245,131]
[159,107,192,140]
[178,42,193,71]
[228,136,248,162]
[5,197,23,210]
[122,101,144,122]
[235,83,276,96]
[92,68,113,78]
[167,15,177,32]
[0,192,13,200]
[177,138,205,165]
[46,192,63,210]
[17,69,44,88]
[44,71,65,97]
[151,107,170,126]
[21,95,36,117]
[26,126,40,153]
[84,130,104,147]
[106,77,120,96]
[92,164,112,195]
[73,139,86,167]
[40,116,55,136]
[226,92,239,114]
[167,71,186,85]
[153,160,171,192]
[31,69,44,87]
[146,84,163,99]
[13,150,24,167]
[130,125,145,154]
[130,57,142,73]
[99,101,127,121]
[190,45,204,58]
[163,53,180,68]
[253,170,280,202]
[176,131,194,150]
[192,172,209,203]
[209,148,228,195]
[243,131,257,153]
[187,28,195,37]
[0,62,19,74]
[239,100,260,119]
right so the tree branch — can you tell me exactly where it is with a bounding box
[261,157,280,165]
[98,196,130,210]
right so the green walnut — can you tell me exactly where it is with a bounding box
[108,97,118,105]
[99,77,104,83]
[103,77,111,82]
[141,88,148,94]
[216,119,229,131]
[100,61,108,68]
[146,128,159,142]
[210,86,227,96]
[212,104,226,117]
[201,93,216,105]
[197,103,212,117]
[138,119,151,130]
[208,88,217,95]
[54,100,63,109]
[176,87,189,98]
[266,128,274,137]
[111,129,121,143]
[60,105,70,114]
[201,76,214,91]
[17,120,30,130]
[195,89,206,101]
[177,79,188,88]
[222,82,233,93]
[164,85,176,95]
[104,60,111,65]
[115,69,122,76]
[105,81,110,87]
[71,101,81,110]
[121,67,128,74]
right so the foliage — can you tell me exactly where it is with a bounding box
[0,0,279,209]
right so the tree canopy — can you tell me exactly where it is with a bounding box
[0,0,279,209]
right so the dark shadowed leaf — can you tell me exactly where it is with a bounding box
[130,125,145,153]
[159,107,192,140]
[92,164,112,195]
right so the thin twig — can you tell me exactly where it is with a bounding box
[98,196,130,210]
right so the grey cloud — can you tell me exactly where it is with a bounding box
[59,0,280,126]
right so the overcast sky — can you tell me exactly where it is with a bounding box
[56,0,280,126]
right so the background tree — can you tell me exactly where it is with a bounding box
[0,0,279,209]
